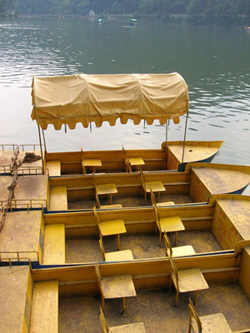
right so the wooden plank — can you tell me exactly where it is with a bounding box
[0,266,30,333]
[43,224,65,264]
[30,280,59,333]
[50,186,68,211]
[47,161,61,177]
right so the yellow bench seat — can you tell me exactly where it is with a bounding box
[50,186,68,211]
[47,160,61,176]
[30,280,59,333]
[43,224,65,264]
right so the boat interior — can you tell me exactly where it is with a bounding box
[1,243,250,332]
[0,195,249,266]
[0,141,224,177]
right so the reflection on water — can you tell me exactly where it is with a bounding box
[0,17,249,176]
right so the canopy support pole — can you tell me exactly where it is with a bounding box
[165,120,169,147]
[42,129,47,161]
[37,124,45,174]
[182,110,189,163]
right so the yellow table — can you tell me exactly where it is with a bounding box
[96,183,118,205]
[101,274,136,313]
[99,219,126,250]
[159,215,185,246]
[82,158,102,174]
[128,157,145,171]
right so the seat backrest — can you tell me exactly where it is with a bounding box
[95,192,101,208]
[122,145,127,159]
[82,156,87,174]
[122,146,132,173]
[169,256,179,289]
[152,203,160,230]
[188,297,202,332]
[93,205,101,225]
[95,262,102,285]
[140,169,146,190]
[99,237,106,261]
[99,307,109,333]
[92,171,97,187]
[163,232,173,257]
[150,189,156,206]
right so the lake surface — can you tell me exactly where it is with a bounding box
[0,17,249,174]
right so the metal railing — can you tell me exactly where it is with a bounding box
[0,250,39,262]
[8,199,46,212]
[0,144,45,175]
[0,253,35,269]
[0,144,18,151]
[18,144,43,152]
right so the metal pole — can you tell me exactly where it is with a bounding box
[182,111,189,163]
[37,124,44,173]
[42,129,47,164]
[165,120,169,147]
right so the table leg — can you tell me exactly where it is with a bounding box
[194,291,198,306]
[122,297,126,314]
[117,234,120,250]
[175,231,178,246]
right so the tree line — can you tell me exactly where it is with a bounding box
[1,0,250,25]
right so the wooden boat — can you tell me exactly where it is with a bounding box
[29,73,225,175]
[0,140,223,176]
[0,162,249,213]
[1,239,250,332]
[1,73,250,332]
[1,194,250,267]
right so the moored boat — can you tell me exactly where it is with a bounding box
[29,73,225,175]
[1,194,250,266]
[1,240,250,332]
[1,71,250,333]
[0,140,224,176]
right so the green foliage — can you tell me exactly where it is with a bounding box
[4,0,250,25]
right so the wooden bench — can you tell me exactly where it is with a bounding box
[43,224,65,264]
[30,280,59,333]
[50,186,68,211]
[46,161,61,176]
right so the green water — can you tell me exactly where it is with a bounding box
[0,17,249,172]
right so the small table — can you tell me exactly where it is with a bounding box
[96,183,118,205]
[82,158,102,174]
[128,157,145,171]
[159,215,185,246]
[145,180,166,201]
[99,218,126,250]
[177,268,209,305]
[101,274,136,313]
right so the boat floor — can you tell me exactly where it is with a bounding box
[65,230,221,263]
[68,193,193,210]
[59,281,250,333]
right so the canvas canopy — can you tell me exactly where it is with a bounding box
[31,73,189,130]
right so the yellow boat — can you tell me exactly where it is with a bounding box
[0,162,250,212]
[1,74,223,176]
[0,194,250,266]
[1,238,250,332]
[28,73,224,175]
[0,73,250,332]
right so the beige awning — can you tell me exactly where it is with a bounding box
[31,73,189,130]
